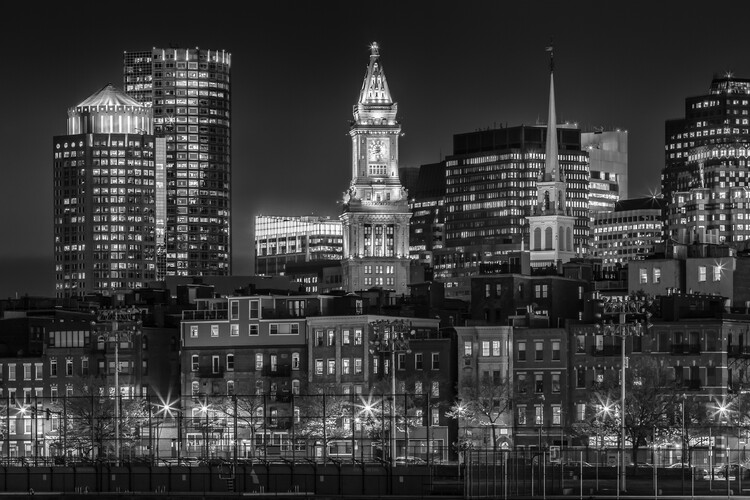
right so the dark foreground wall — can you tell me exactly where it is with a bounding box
[0,463,461,497]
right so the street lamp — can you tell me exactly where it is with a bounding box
[596,302,652,493]
[90,306,142,465]
[369,319,413,467]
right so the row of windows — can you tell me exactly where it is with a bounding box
[191,352,302,373]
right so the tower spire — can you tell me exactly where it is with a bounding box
[358,41,393,105]
[544,43,559,182]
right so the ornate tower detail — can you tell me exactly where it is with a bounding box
[529,46,577,269]
[340,42,411,295]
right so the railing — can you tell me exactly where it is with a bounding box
[182,309,229,321]
[670,344,702,355]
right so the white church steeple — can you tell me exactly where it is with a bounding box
[529,44,577,270]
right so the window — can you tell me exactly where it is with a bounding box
[535,373,544,393]
[327,330,335,346]
[431,381,439,397]
[698,266,707,282]
[517,373,527,394]
[432,408,440,425]
[372,357,379,374]
[226,354,234,371]
[191,355,199,371]
[415,380,422,395]
[315,359,323,375]
[576,368,585,388]
[535,284,548,298]
[212,355,220,374]
[327,359,336,375]
[431,353,440,370]
[397,353,406,370]
[482,341,490,357]
[576,335,585,353]
[50,386,58,404]
[230,324,239,337]
[292,353,300,370]
[415,353,423,370]
[354,358,362,374]
[551,341,560,360]
[227,380,235,395]
[552,373,560,393]
[485,284,491,298]
[190,325,198,338]
[354,329,363,345]
[255,353,263,371]
[192,381,199,397]
[65,360,72,376]
[535,405,543,425]
[230,300,239,320]
[653,268,661,284]
[250,300,259,319]
[50,359,57,377]
[713,265,722,282]
[496,284,502,296]
[315,330,324,346]
[535,342,544,361]
[463,342,472,357]
[518,342,526,361]
[552,405,561,425]
[342,330,350,345]
[211,325,219,337]
[639,268,648,284]
[492,341,501,356]
[518,406,527,425]
[292,379,300,395]
[249,324,259,336]
[342,359,350,375]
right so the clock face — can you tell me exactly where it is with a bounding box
[367,138,389,163]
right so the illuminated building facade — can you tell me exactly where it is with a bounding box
[668,144,750,246]
[592,197,666,271]
[408,162,446,267]
[340,43,411,295]
[254,215,343,276]
[663,74,750,203]
[582,129,628,213]
[53,84,160,297]
[123,47,232,278]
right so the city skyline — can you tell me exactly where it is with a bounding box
[3,0,750,298]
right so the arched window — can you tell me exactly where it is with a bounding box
[533,227,542,251]
[544,227,553,250]
[558,226,565,251]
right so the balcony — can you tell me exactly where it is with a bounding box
[670,344,702,355]
[182,309,228,321]
[591,345,622,357]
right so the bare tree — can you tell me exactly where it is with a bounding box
[453,372,513,451]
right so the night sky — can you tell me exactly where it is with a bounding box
[3,1,750,298]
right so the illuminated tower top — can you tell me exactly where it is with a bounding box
[357,42,393,105]
[541,46,563,183]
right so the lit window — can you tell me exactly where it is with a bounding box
[698,266,707,282]
[230,324,239,337]
[713,265,722,282]
[190,325,198,338]
[211,325,219,337]
[191,355,199,371]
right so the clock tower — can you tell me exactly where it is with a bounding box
[340,42,411,296]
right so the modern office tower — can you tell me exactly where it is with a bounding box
[663,74,750,202]
[53,84,160,297]
[340,43,411,296]
[123,47,232,278]
[582,129,628,212]
[528,54,577,269]
[667,144,750,245]
[592,197,666,272]
[254,215,343,276]
[408,162,446,267]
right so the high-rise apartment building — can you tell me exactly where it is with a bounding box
[53,84,160,297]
[254,215,343,276]
[123,47,232,278]
[340,43,411,295]
[582,129,628,212]
[663,74,750,202]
